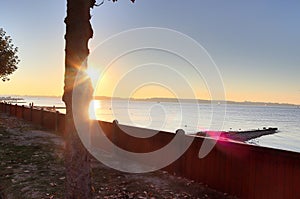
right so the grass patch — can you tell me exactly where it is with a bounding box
[0,120,65,198]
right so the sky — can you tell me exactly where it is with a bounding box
[0,0,299,105]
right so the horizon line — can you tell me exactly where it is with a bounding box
[1,94,299,106]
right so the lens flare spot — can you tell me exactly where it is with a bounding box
[86,66,101,87]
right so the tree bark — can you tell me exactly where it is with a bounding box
[63,0,94,198]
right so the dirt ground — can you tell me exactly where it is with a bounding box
[0,113,238,199]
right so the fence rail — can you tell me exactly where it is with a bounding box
[0,102,299,199]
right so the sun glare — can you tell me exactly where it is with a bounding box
[86,66,101,87]
[89,100,101,119]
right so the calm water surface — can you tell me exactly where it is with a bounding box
[13,96,300,153]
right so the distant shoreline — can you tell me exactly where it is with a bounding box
[93,96,299,107]
[1,95,299,107]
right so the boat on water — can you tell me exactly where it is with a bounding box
[195,127,278,142]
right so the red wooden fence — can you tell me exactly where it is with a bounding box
[0,102,299,198]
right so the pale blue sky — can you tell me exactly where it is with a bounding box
[0,0,299,104]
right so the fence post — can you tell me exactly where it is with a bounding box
[41,108,44,127]
[30,105,33,121]
[21,105,25,119]
[55,111,59,132]
[174,129,185,176]
[112,120,119,155]
[15,104,17,116]
[9,104,12,116]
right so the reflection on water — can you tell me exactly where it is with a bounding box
[89,100,101,120]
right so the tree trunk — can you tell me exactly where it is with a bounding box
[63,0,95,198]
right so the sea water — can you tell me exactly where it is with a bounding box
[11,96,300,153]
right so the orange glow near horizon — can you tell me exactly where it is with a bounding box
[130,84,178,99]
[0,64,299,105]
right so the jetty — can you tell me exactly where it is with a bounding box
[195,127,278,142]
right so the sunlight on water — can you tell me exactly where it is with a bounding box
[89,100,102,120]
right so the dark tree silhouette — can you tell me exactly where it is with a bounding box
[63,0,134,197]
[0,28,20,82]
